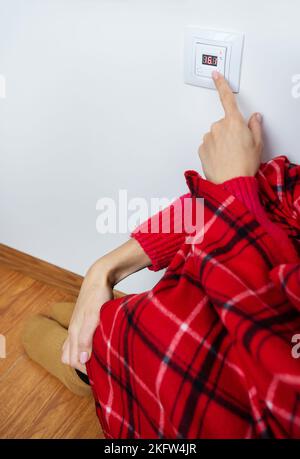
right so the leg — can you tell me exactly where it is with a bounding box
[22,315,91,397]
[22,290,127,396]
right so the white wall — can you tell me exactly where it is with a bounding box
[0,0,299,292]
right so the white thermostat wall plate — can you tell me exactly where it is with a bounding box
[184,27,245,93]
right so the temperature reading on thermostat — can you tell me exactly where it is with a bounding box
[202,54,218,67]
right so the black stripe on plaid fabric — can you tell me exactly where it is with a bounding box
[120,299,253,434]
[118,293,151,437]
[201,199,274,271]
[169,315,220,422]
[209,295,300,351]
[196,340,237,438]
[244,308,300,350]
[178,327,228,437]
[93,347,162,437]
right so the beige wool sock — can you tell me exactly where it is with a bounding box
[22,315,91,397]
[48,302,75,329]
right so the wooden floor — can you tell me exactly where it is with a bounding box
[0,263,102,439]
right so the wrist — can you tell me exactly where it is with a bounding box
[86,259,116,289]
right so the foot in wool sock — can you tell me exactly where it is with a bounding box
[22,314,91,397]
[48,302,75,329]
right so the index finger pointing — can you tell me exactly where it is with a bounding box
[212,71,240,117]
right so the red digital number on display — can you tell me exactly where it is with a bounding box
[202,54,218,67]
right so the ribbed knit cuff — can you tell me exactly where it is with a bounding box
[131,230,185,272]
[220,176,296,257]
[221,176,266,219]
[131,193,190,272]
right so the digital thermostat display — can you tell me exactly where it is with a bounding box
[202,54,218,67]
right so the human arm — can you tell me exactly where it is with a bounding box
[61,238,151,373]
[199,71,296,249]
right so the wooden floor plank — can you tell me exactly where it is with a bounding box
[0,268,74,376]
[0,243,83,296]
[0,355,101,439]
[0,264,102,439]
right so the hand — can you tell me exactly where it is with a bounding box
[198,71,263,184]
[61,274,113,374]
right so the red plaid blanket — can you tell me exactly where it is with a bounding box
[87,156,300,438]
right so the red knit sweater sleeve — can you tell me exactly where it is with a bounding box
[222,176,294,251]
[131,176,293,272]
[131,193,190,271]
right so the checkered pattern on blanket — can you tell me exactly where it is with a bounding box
[87,156,300,438]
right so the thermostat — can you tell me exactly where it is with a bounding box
[184,28,244,93]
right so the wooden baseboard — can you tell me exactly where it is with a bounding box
[0,243,125,298]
